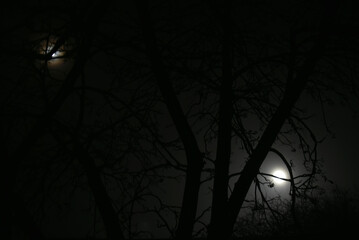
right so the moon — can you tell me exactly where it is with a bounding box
[39,39,64,62]
[51,50,61,58]
[272,169,287,185]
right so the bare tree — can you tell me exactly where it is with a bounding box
[134,0,359,239]
[3,1,359,239]
[1,1,128,239]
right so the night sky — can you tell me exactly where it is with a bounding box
[2,1,359,239]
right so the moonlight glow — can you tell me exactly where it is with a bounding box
[272,169,287,185]
[51,49,61,58]
[45,44,63,59]
[38,38,65,65]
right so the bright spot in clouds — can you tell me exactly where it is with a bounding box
[272,169,287,185]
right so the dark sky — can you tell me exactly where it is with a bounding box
[318,104,359,188]
[3,1,359,239]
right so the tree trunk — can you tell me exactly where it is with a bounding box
[135,1,204,239]
[215,26,330,239]
[74,143,125,240]
[208,1,234,239]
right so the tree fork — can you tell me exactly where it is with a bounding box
[222,17,333,238]
[208,0,234,239]
[135,1,204,239]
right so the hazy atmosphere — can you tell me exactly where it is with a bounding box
[2,1,359,240]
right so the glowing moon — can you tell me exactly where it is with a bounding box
[46,45,63,59]
[51,50,61,58]
[272,169,287,185]
[39,38,64,63]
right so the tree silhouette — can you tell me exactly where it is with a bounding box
[134,0,358,239]
[233,187,359,239]
[3,1,359,239]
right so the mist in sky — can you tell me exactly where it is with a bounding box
[2,1,359,239]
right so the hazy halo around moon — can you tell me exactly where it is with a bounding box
[38,37,65,66]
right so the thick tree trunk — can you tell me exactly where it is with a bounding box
[135,1,204,239]
[74,143,125,240]
[208,1,234,239]
[213,29,329,240]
